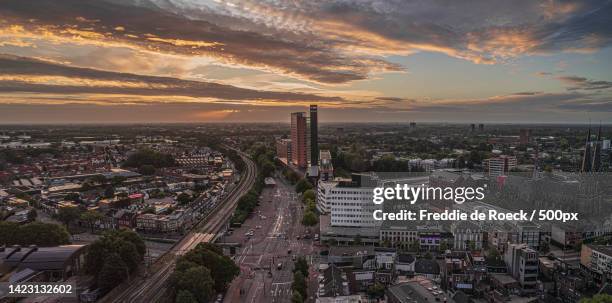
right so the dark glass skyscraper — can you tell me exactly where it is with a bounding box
[310,104,318,166]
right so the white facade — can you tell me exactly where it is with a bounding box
[316,180,337,214]
[317,181,381,228]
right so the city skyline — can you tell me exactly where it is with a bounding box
[1,0,612,123]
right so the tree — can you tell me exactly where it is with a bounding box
[439,241,448,252]
[295,179,313,194]
[190,247,239,292]
[302,210,318,226]
[291,271,307,299]
[64,193,81,202]
[98,253,129,291]
[80,210,104,233]
[367,283,385,298]
[139,164,156,176]
[2,221,70,246]
[580,294,612,303]
[84,241,108,276]
[261,161,275,178]
[91,174,107,184]
[293,257,309,277]
[180,243,239,292]
[177,193,192,205]
[123,149,175,168]
[84,230,145,283]
[115,229,146,257]
[176,290,198,303]
[56,207,82,227]
[114,239,141,272]
[306,200,316,212]
[302,189,316,202]
[291,292,304,303]
[171,266,215,303]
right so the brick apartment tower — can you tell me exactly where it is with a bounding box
[291,112,308,168]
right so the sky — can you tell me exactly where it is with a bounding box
[0,0,611,123]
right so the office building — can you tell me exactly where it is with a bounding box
[581,125,606,172]
[504,243,538,294]
[519,129,532,145]
[486,155,517,177]
[291,112,308,168]
[319,174,380,228]
[580,244,612,286]
[275,138,292,164]
[310,105,318,167]
[319,149,334,181]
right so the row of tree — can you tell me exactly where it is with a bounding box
[301,188,318,227]
[0,221,70,246]
[171,243,239,303]
[291,256,309,303]
[230,143,275,224]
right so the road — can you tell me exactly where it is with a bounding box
[222,176,320,303]
[101,147,257,303]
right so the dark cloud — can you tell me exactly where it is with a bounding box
[1,99,608,124]
[374,97,416,103]
[0,0,401,84]
[2,0,611,85]
[557,76,612,91]
[558,101,612,112]
[0,54,344,102]
[512,92,542,96]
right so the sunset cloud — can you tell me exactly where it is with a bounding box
[0,54,346,104]
[0,0,610,122]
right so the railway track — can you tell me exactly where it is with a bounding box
[103,148,257,303]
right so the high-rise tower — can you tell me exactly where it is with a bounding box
[310,105,318,167]
[291,112,308,168]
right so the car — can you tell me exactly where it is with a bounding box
[277,263,283,270]
[296,235,301,240]
[287,249,292,254]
